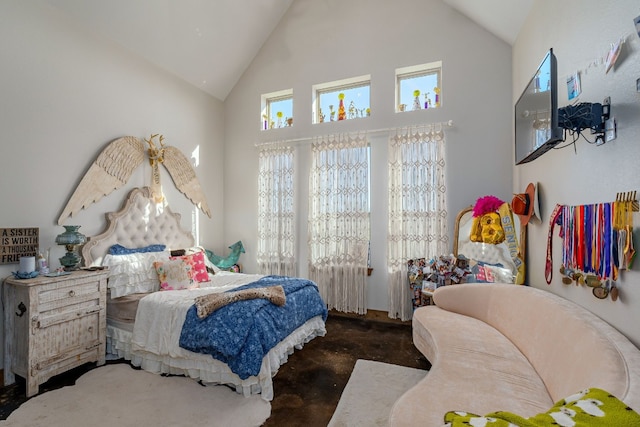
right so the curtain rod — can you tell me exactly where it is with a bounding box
[254,119,454,148]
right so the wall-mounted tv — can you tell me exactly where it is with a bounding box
[514,48,564,165]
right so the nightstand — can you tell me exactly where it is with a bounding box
[3,269,108,397]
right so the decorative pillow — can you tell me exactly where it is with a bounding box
[171,246,221,274]
[102,251,171,298]
[170,249,186,257]
[109,244,166,255]
[153,258,199,291]
[225,263,241,273]
[443,388,640,426]
[205,258,221,274]
[170,251,210,283]
[170,246,205,256]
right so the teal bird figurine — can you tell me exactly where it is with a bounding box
[205,241,245,269]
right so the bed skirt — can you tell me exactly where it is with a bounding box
[106,315,326,401]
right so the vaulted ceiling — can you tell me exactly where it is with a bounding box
[46,0,532,101]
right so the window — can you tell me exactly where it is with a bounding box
[313,75,371,124]
[261,89,293,130]
[396,61,442,112]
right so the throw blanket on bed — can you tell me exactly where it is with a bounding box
[194,285,286,319]
[179,275,328,380]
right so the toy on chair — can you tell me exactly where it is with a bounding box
[470,195,506,244]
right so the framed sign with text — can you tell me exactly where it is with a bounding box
[1,228,39,264]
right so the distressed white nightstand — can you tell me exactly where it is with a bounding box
[3,269,108,397]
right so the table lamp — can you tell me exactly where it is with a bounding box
[55,225,86,270]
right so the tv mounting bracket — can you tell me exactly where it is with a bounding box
[558,97,611,144]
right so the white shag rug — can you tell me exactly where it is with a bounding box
[0,364,270,427]
[328,359,428,427]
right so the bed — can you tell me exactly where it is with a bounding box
[81,186,327,401]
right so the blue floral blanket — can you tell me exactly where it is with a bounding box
[179,275,327,379]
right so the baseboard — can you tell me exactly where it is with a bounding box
[328,309,410,325]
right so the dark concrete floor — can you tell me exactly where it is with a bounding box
[265,311,430,426]
[0,312,429,425]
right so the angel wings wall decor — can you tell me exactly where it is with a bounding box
[57,134,211,225]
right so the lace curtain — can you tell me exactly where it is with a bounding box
[387,125,448,320]
[308,133,370,314]
[257,144,296,276]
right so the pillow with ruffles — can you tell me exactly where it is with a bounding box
[170,250,210,283]
[443,388,640,426]
[153,258,199,291]
[108,244,166,255]
[102,251,170,298]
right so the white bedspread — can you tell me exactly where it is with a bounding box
[109,272,327,400]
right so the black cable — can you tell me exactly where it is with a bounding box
[556,102,607,148]
[581,131,600,144]
[558,103,605,134]
[553,129,579,150]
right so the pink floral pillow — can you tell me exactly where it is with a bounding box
[153,258,199,291]
[170,251,210,283]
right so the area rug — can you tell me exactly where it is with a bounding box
[0,364,270,427]
[328,359,428,426]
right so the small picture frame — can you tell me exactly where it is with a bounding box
[637,78,640,93]
[567,72,581,101]
[605,39,622,73]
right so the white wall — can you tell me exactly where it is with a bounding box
[0,1,224,366]
[514,0,640,347]
[224,0,513,311]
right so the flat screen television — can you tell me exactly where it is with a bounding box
[514,48,564,165]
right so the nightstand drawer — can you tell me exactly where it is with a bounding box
[37,278,101,309]
[36,304,101,329]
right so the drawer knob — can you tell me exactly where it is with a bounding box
[68,290,76,297]
[15,302,26,317]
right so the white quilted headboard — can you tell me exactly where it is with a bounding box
[82,187,195,266]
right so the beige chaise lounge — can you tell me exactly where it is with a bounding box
[389,283,640,426]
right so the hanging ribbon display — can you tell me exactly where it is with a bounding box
[547,192,637,301]
[545,204,563,284]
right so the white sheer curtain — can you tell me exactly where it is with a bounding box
[257,144,296,276]
[308,133,370,314]
[387,125,448,320]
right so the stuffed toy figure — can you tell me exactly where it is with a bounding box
[470,195,506,244]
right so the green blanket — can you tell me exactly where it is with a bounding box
[444,388,640,426]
